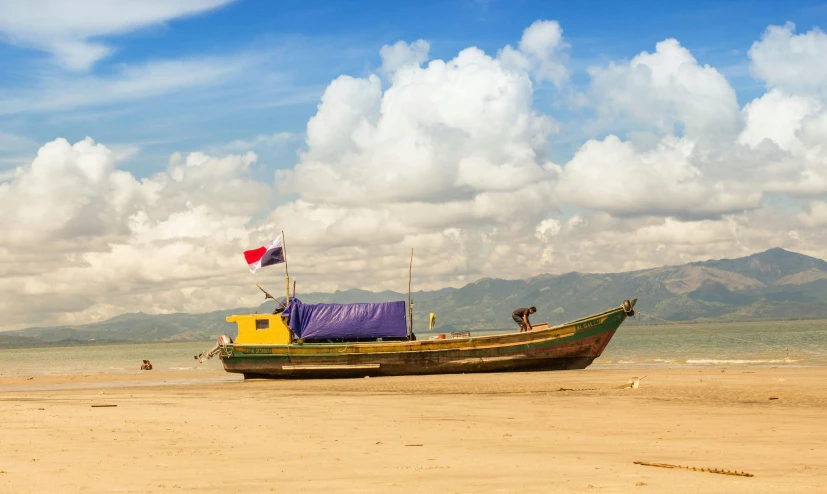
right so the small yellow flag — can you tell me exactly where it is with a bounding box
[429,313,436,330]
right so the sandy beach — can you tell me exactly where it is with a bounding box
[1,367,825,493]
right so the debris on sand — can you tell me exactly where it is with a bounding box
[627,376,647,389]
[634,461,753,477]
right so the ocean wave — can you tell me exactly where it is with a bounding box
[685,358,799,365]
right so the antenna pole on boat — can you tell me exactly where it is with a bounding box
[283,230,290,304]
[408,248,413,339]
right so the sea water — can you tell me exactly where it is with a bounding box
[459,318,827,368]
[0,341,226,378]
[596,318,827,368]
[1,320,826,379]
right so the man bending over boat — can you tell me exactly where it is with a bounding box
[512,307,536,332]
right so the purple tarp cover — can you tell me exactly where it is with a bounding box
[285,298,408,339]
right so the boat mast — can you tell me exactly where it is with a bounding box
[283,230,290,304]
[408,248,413,339]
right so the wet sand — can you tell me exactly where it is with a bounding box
[1,368,825,493]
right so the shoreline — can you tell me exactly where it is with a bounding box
[2,365,826,397]
[2,360,826,391]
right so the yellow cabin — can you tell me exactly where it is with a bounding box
[227,314,291,345]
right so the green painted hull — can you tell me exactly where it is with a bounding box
[220,300,635,379]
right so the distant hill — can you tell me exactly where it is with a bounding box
[694,247,827,284]
[5,248,827,348]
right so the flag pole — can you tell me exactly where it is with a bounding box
[283,230,290,304]
[408,248,413,339]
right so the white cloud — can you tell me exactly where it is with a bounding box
[749,22,827,95]
[47,39,112,73]
[0,137,272,329]
[733,24,827,198]
[571,30,827,217]
[0,55,253,115]
[588,38,740,140]
[220,132,297,153]
[796,201,827,228]
[498,20,570,87]
[735,91,827,197]
[556,135,760,218]
[264,32,567,288]
[380,39,430,75]
[520,20,569,86]
[0,137,270,252]
[529,211,814,275]
[284,45,557,206]
[535,219,561,241]
[0,137,141,248]
[738,89,821,151]
[0,0,235,71]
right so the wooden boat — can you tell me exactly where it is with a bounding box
[200,299,637,379]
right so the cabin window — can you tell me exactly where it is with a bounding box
[255,319,269,330]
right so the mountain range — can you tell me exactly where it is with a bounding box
[4,247,827,348]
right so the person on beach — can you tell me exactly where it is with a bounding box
[512,306,536,332]
[140,360,153,370]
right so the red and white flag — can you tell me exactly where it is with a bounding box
[244,234,285,274]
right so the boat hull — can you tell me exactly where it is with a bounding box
[220,300,633,379]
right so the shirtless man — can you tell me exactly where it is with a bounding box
[512,306,536,332]
[140,360,153,370]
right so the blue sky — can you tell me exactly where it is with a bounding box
[2,0,826,180]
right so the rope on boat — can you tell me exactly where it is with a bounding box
[634,310,788,355]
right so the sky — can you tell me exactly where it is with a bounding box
[2,0,827,331]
